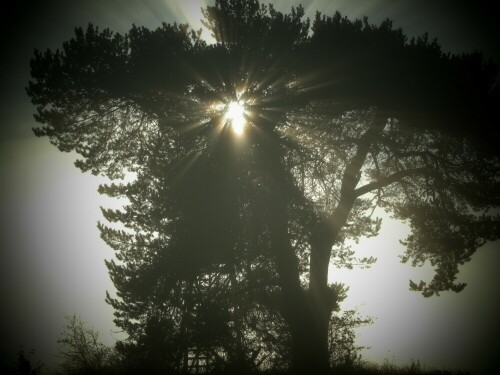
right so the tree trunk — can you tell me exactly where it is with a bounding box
[264,135,332,373]
[264,114,384,373]
[302,113,387,372]
[288,293,331,374]
[306,226,337,373]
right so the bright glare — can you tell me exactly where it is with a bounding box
[225,101,246,135]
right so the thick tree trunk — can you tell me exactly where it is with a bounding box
[264,136,332,373]
[299,219,336,372]
[304,113,387,372]
[264,114,385,373]
[284,293,329,374]
[291,293,333,373]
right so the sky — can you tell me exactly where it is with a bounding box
[0,0,499,373]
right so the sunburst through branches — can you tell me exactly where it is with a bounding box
[224,100,247,135]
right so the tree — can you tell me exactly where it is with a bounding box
[329,309,373,369]
[56,315,115,374]
[27,0,500,373]
[11,347,43,375]
[99,130,312,372]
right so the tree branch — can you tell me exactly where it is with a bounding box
[354,167,429,198]
[309,112,386,298]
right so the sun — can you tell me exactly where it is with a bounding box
[224,101,246,135]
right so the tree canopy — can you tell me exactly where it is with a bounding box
[27,0,500,373]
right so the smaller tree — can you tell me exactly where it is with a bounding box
[329,309,373,369]
[11,347,43,375]
[56,315,115,375]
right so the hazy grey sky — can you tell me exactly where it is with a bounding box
[1,1,499,373]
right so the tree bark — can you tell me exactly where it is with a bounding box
[264,114,385,373]
[262,132,332,373]
[263,135,310,372]
[306,113,386,372]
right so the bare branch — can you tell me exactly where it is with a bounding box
[354,167,429,198]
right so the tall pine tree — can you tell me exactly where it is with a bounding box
[28,1,499,372]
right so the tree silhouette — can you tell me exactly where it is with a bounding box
[11,347,43,375]
[27,0,499,373]
[57,315,115,374]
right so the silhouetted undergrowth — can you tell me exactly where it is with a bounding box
[5,345,474,375]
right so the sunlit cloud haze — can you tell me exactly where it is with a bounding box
[0,1,499,373]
